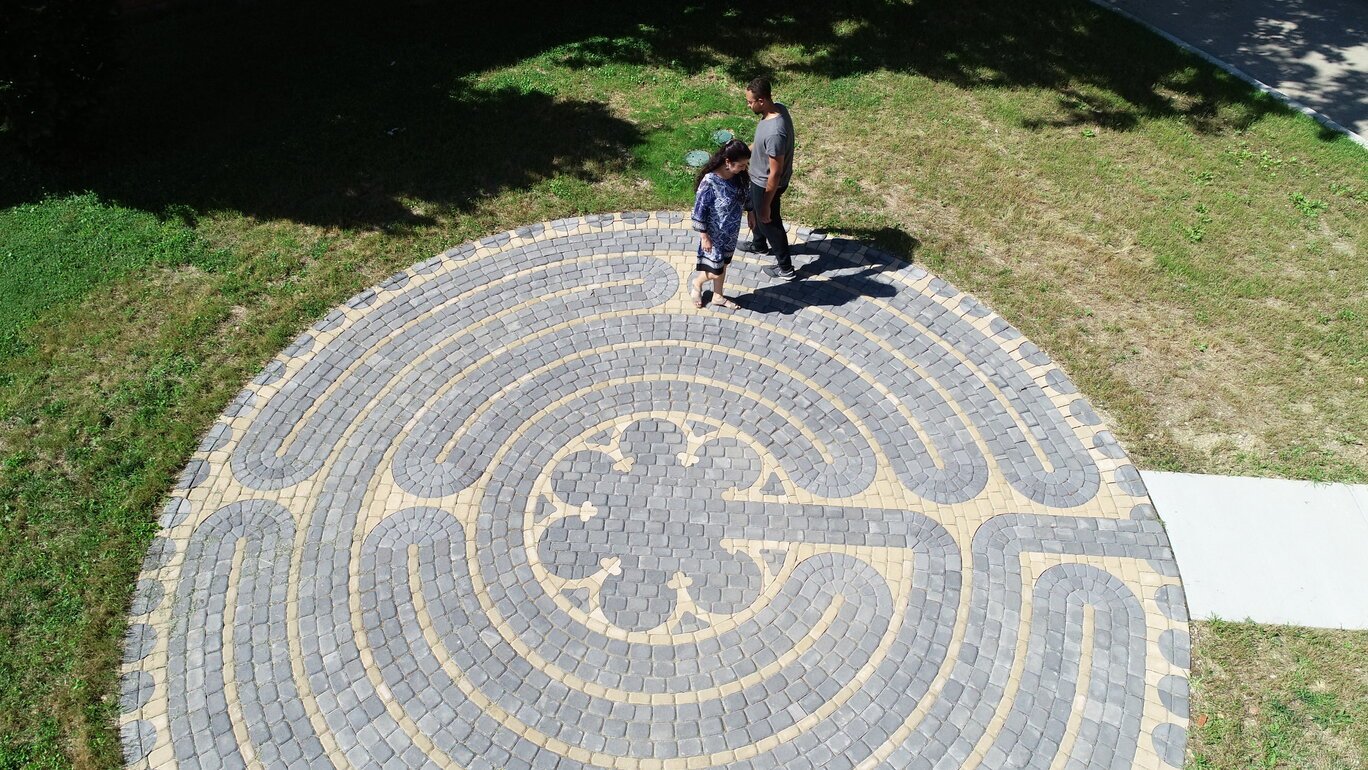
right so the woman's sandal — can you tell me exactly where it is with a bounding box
[711,296,740,310]
[690,283,704,308]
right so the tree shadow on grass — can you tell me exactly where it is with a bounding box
[101,80,640,231]
[3,0,1321,227]
[551,0,1297,136]
[3,0,647,227]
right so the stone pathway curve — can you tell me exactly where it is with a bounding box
[122,214,1190,769]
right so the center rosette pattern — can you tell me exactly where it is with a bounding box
[537,418,766,632]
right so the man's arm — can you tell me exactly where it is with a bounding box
[760,153,785,223]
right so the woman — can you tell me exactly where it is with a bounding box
[689,139,750,309]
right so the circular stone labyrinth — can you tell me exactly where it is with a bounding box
[122,213,1191,770]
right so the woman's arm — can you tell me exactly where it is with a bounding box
[691,179,716,251]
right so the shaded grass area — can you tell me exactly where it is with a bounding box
[0,0,1365,766]
[1189,620,1368,769]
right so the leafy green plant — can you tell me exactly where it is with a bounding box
[1290,192,1328,218]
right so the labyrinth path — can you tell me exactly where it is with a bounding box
[121,213,1190,770]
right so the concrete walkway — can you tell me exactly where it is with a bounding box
[1143,471,1368,629]
[1096,0,1368,142]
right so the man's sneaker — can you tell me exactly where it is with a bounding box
[739,239,770,254]
[763,265,798,280]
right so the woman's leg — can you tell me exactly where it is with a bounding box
[710,267,738,308]
[690,270,707,307]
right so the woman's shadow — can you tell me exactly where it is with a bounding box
[733,227,921,315]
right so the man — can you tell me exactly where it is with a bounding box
[741,76,798,279]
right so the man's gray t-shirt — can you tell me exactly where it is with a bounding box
[749,103,795,189]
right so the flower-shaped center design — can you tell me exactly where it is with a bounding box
[536,418,766,632]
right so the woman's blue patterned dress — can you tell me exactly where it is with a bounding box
[690,172,745,274]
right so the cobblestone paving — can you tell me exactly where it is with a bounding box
[123,213,1189,769]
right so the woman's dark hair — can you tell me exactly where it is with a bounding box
[694,138,750,190]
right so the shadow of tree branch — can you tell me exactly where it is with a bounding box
[4,0,1324,226]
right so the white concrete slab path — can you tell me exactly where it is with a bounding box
[1142,470,1368,629]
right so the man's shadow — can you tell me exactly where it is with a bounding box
[734,227,921,315]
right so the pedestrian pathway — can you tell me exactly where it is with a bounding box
[1095,0,1368,143]
[1143,471,1368,629]
[122,215,1190,769]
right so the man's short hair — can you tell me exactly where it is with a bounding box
[746,76,773,99]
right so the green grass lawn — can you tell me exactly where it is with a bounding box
[0,0,1365,767]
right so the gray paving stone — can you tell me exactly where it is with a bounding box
[1092,430,1125,458]
[1160,629,1192,669]
[1158,675,1189,718]
[198,422,235,453]
[179,459,209,489]
[1129,503,1159,521]
[159,496,192,528]
[120,670,155,714]
[130,579,164,616]
[1155,584,1189,622]
[123,623,156,664]
[1069,399,1102,426]
[1115,465,1148,497]
[1152,722,1187,768]
[121,720,157,763]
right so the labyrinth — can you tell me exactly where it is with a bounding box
[121,213,1190,770]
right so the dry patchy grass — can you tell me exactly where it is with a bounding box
[1189,621,1368,769]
